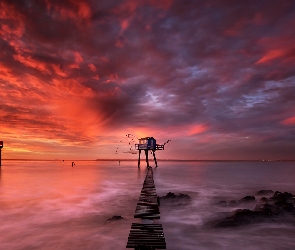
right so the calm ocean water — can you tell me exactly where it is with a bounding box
[1,160,295,250]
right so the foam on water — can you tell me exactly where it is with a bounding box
[0,160,295,249]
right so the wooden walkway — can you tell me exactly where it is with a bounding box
[126,167,166,249]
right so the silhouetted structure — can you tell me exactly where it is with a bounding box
[135,137,166,168]
[0,141,3,167]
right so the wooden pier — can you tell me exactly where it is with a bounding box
[126,167,166,249]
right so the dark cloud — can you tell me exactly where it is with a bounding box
[1,0,295,159]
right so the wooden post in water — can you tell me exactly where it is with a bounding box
[0,141,3,167]
[138,149,141,168]
[152,150,158,168]
[144,149,149,168]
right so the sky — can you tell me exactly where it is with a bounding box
[1,0,295,160]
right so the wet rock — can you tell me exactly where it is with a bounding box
[229,200,238,206]
[162,192,177,199]
[290,197,295,205]
[211,209,268,228]
[162,192,191,199]
[260,197,269,203]
[161,192,191,206]
[216,200,237,206]
[275,201,295,214]
[270,191,294,203]
[178,193,191,199]
[209,190,295,228]
[257,190,274,195]
[217,200,228,206]
[240,196,256,202]
[254,203,281,215]
[107,215,124,221]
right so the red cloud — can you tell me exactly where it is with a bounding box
[0,2,24,34]
[14,54,51,74]
[255,49,285,64]
[88,63,96,72]
[46,1,91,21]
[281,116,295,125]
[68,51,84,69]
[52,64,68,77]
[188,124,209,136]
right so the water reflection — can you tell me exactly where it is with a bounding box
[1,161,295,249]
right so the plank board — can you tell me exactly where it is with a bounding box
[126,223,166,249]
[134,167,161,219]
[127,167,166,249]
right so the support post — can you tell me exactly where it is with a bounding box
[152,150,158,168]
[0,141,2,167]
[138,149,141,168]
[144,149,149,168]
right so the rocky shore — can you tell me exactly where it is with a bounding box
[209,190,295,228]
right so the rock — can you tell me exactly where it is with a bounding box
[240,196,256,202]
[260,197,269,203]
[217,200,228,206]
[161,192,191,206]
[254,203,281,215]
[290,197,295,205]
[216,200,237,206]
[209,190,295,228]
[274,201,295,214]
[162,192,191,199]
[162,192,177,199]
[229,200,238,205]
[212,209,268,228]
[107,215,124,221]
[257,190,274,195]
[270,191,294,203]
[178,193,191,199]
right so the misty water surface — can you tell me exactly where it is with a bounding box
[0,160,295,250]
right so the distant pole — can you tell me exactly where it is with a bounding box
[0,141,3,167]
[145,149,149,168]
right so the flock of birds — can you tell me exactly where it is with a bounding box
[115,134,138,155]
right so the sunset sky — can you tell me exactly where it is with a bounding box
[1,0,295,160]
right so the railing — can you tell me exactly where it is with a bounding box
[135,144,164,150]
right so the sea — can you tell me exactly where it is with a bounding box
[1,160,295,250]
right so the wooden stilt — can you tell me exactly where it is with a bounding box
[0,141,2,168]
[138,149,141,168]
[152,150,158,168]
[145,149,149,168]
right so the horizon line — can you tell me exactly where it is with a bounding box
[2,158,295,162]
